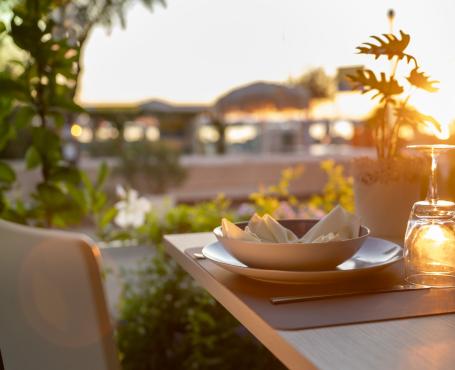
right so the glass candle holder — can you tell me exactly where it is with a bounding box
[404,145,455,287]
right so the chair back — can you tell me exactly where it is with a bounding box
[0,220,120,370]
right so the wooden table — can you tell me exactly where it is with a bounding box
[165,232,455,370]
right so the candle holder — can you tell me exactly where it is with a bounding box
[404,145,455,287]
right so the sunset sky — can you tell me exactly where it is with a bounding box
[78,0,455,123]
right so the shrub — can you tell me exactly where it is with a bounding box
[115,141,187,194]
[117,250,285,370]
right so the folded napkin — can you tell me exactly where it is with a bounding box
[221,205,360,244]
[221,214,298,243]
[300,205,360,243]
[221,218,260,242]
[248,213,299,243]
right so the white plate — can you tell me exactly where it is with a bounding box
[202,237,403,284]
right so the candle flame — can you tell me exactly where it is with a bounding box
[421,224,447,243]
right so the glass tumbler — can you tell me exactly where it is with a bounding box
[404,145,455,287]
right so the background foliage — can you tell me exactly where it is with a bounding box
[0,0,165,226]
[116,141,187,194]
[290,67,335,99]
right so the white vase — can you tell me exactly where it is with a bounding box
[354,180,420,243]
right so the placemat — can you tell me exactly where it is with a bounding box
[185,247,455,330]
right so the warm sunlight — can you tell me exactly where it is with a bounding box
[78,0,455,114]
[223,108,306,124]
[4,2,455,368]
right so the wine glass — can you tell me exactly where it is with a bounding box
[404,144,455,287]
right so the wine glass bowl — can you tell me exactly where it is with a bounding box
[404,144,455,287]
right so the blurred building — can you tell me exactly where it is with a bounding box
[71,100,207,157]
[67,66,445,158]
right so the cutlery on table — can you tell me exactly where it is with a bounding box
[193,252,205,260]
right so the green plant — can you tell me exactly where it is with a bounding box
[116,141,187,194]
[0,0,165,226]
[105,192,285,369]
[249,166,303,216]
[349,30,442,159]
[249,163,354,217]
[111,194,284,369]
[117,250,285,370]
[308,160,354,213]
[0,1,87,226]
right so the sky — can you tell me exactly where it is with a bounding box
[78,0,455,124]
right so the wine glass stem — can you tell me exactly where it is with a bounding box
[427,151,439,204]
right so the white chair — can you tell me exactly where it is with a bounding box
[0,219,120,370]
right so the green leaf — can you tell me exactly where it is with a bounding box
[0,161,16,184]
[356,30,416,65]
[0,122,16,151]
[80,171,94,192]
[0,77,29,102]
[10,15,42,57]
[65,182,86,205]
[348,69,403,101]
[95,162,109,189]
[99,207,117,229]
[49,95,84,113]
[0,205,29,225]
[0,95,13,120]
[34,183,68,210]
[25,146,41,169]
[14,105,36,129]
[49,111,65,128]
[93,191,107,212]
[48,166,81,184]
[407,68,439,92]
[32,127,59,152]
[31,127,62,164]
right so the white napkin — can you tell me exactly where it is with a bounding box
[221,205,360,244]
[221,214,298,243]
[248,213,299,243]
[300,205,360,243]
[221,218,260,242]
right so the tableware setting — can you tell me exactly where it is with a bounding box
[213,205,369,271]
[404,144,455,288]
[202,237,402,284]
[202,205,403,284]
[186,146,455,334]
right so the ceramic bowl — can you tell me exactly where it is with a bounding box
[213,219,370,271]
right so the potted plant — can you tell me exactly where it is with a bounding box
[349,30,442,240]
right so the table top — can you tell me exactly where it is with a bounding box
[164,232,455,370]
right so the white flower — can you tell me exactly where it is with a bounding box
[116,185,127,198]
[114,186,152,229]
